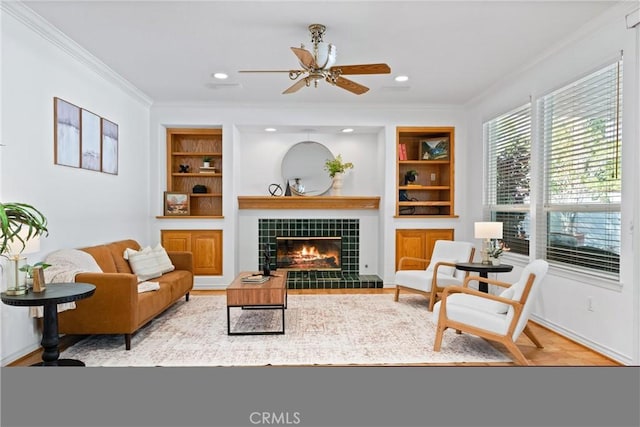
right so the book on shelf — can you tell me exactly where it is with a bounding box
[241,274,270,283]
[398,143,407,160]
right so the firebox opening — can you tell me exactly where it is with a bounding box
[276,236,341,271]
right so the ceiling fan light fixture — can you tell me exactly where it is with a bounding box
[313,42,337,69]
[213,72,228,79]
[395,75,409,82]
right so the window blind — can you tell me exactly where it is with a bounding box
[484,103,532,255]
[538,60,622,276]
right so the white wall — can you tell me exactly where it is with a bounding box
[465,3,639,364]
[0,5,151,365]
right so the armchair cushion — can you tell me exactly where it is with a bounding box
[433,294,510,335]
[395,269,463,292]
[425,258,457,276]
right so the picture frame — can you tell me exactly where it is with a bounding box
[419,137,449,160]
[101,118,119,175]
[32,266,46,293]
[54,97,81,168]
[164,192,190,216]
[81,109,102,171]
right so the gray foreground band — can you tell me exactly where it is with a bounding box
[2,366,639,427]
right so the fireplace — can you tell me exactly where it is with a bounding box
[258,218,381,289]
[276,237,341,271]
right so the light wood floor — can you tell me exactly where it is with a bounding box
[9,288,620,367]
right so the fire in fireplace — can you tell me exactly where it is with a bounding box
[276,237,341,271]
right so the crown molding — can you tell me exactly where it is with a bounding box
[1,1,153,107]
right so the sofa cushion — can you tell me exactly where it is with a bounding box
[108,240,141,274]
[158,269,193,301]
[81,245,118,273]
[124,246,164,282]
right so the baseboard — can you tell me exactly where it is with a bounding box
[530,314,631,365]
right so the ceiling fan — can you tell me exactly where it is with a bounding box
[239,24,391,95]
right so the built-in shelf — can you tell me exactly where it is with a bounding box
[237,196,380,210]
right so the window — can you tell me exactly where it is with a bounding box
[484,103,532,255]
[538,60,622,276]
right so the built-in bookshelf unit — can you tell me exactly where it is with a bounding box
[396,126,455,217]
[164,128,223,218]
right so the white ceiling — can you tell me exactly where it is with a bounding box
[22,1,618,107]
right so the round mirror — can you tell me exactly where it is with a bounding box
[281,141,334,196]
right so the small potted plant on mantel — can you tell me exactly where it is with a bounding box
[202,156,213,168]
[324,154,354,196]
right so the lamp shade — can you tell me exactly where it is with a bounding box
[474,222,503,239]
[5,228,41,255]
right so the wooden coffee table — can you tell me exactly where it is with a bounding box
[226,271,288,335]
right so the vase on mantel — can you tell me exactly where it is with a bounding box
[331,173,344,196]
[491,257,501,266]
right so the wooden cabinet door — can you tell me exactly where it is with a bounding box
[395,229,454,270]
[191,230,222,275]
[161,230,223,276]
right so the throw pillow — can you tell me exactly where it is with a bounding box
[152,244,175,274]
[124,247,163,282]
[489,287,515,314]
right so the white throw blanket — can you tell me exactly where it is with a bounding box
[30,249,103,317]
[138,281,160,293]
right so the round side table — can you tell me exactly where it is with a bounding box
[454,262,514,293]
[1,283,96,366]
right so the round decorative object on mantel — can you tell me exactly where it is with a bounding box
[332,173,344,195]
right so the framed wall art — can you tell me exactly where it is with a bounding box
[54,97,81,168]
[81,109,101,171]
[101,118,119,175]
[164,192,190,216]
[419,137,449,160]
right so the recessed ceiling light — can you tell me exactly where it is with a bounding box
[341,128,354,133]
[264,127,277,132]
[394,75,409,82]
[213,72,228,80]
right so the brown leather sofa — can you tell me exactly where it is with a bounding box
[58,239,194,350]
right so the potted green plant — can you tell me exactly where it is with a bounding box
[0,202,48,256]
[202,156,213,168]
[488,241,510,265]
[19,261,52,288]
[324,154,354,179]
[0,202,48,294]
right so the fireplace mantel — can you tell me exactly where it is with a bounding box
[237,196,380,210]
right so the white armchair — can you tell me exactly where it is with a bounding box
[433,259,549,365]
[394,240,475,311]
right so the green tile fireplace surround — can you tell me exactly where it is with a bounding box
[259,218,383,289]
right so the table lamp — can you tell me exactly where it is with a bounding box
[5,231,41,295]
[474,222,503,265]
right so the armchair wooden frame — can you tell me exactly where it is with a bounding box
[433,273,543,366]
[394,247,476,312]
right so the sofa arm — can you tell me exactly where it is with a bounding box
[168,251,193,273]
[60,272,139,332]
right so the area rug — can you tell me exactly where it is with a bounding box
[60,294,511,366]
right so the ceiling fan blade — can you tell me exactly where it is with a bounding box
[330,63,391,75]
[332,76,369,95]
[238,70,298,73]
[282,78,309,94]
[291,47,317,69]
